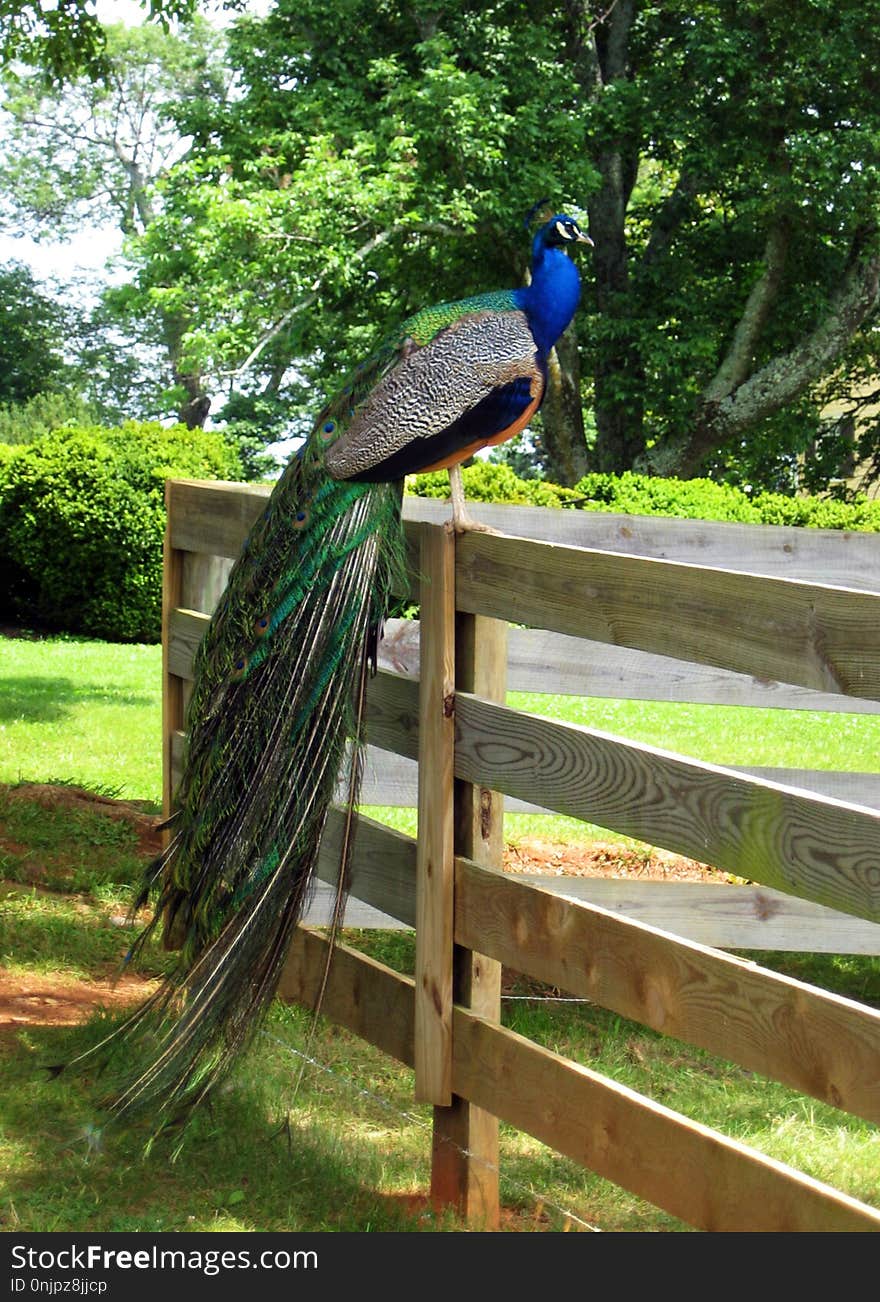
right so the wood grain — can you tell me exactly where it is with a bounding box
[180,551,231,615]
[316,807,416,928]
[167,613,880,813]
[454,858,880,1125]
[354,748,880,815]
[167,480,880,593]
[414,525,456,1105]
[454,531,880,700]
[510,877,880,955]
[163,760,880,952]
[167,479,270,558]
[280,930,880,1231]
[278,928,414,1068]
[161,488,185,825]
[312,807,880,954]
[167,607,880,716]
[403,495,880,592]
[377,617,880,714]
[455,694,880,924]
[453,1009,880,1232]
[168,608,880,716]
[431,611,506,1227]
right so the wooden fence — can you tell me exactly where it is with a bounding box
[163,479,880,1232]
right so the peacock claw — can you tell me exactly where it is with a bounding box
[452,516,499,535]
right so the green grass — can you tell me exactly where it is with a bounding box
[1,631,879,1232]
[510,691,880,772]
[0,788,148,897]
[0,636,162,806]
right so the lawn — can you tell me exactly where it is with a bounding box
[3,632,878,834]
[1,631,879,1233]
[0,636,163,805]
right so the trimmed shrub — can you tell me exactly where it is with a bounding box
[408,461,582,508]
[0,421,242,642]
[409,465,880,532]
[572,471,764,524]
[748,491,880,532]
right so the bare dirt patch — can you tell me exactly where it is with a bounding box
[0,783,164,1042]
[1,784,722,1040]
[504,837,733,883]
[0,971,158,1037]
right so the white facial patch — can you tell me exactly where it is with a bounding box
[554,220,570,240]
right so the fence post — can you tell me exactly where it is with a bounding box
[161,482,185,825]
[430,611,506,1228]
[414,524,456,1106]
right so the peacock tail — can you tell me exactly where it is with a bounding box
[103,429,406,1125]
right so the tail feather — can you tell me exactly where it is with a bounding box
[93,448,405,1126]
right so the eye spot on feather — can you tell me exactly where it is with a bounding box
[293,508,309,529]
[320,420,337,440]
[254,615,270,637]
[232,655,248,680]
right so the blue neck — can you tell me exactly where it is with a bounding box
[513,239,582,356]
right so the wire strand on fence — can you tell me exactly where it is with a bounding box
[261,1029,602,1233]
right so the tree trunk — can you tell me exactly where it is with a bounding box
[576,0,645,472]
[162,313,211,429]
[639,236,880,479]
[540,325,589,485]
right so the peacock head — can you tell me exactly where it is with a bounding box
[538,213,593,249]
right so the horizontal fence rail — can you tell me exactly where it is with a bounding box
[402,495,880,593]
[306,808,880,1127]
[280,928,880,1233]
[163,480,880,1230]
[451,531,880,701]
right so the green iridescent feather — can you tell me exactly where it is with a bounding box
[85,418,407,1127]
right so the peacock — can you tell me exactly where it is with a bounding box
[76,210,592,1129]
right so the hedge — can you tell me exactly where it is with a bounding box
[407,464,880,531]
[0,422,242,642]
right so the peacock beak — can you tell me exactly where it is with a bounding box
[576,231,594,246]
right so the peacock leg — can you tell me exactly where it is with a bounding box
[448,463,496,533]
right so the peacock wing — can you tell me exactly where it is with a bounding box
[319,308,544,482]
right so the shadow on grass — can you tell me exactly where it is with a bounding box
[0,893,161,976]
[0,677,155,723]
[0,1018,446,1233]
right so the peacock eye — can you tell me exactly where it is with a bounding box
[232,655,248,680]
[254,616,270,637]
[293,508,310,530]
[320,420,336,440]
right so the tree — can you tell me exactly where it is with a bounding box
[5,1,879,488]
[121,0,879,487]
[112,0,597,467]
[0,19,229,427]
[0,260,70,403]
[571,0,880,483]
[0,0,196,82]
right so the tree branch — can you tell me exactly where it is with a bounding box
[639,229,880,477]
[701,220,790,402]
[228,221,463,381]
